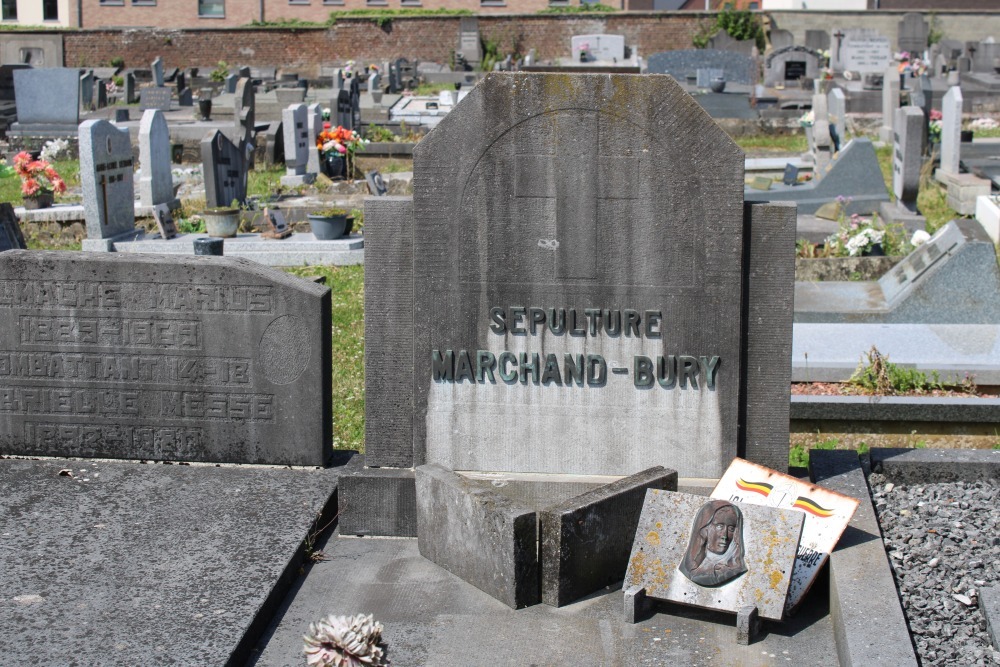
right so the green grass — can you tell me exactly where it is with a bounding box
[734,134,807,153]
[790,438,868,467]
[284,265,366,453]
[247,165,285,198]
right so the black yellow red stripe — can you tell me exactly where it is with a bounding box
[735,478,773,497]
[793,496,835,517]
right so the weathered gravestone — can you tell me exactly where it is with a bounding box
[124,72,138,105]
[152,203,177,239]
[939,86,963,178]
[200,130,247,208]
[234,77,255,170]
[879,64,901,143]
[0,251,331,465]
[10,68,80,135]
[306,103,323,176]
[457,16,482,68]
[878,106,926,230]
[151,56,164,87]
[842,35,892,74]
[0,204,27,251]
[344,73,797,537]
[138,109,174,208]
[280,104,315,187]
[897,13,929,56]
[79,119,137,251]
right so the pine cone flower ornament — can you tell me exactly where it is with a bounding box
[303,613,389,667]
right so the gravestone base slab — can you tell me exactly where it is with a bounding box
[280,173,317,187]
[15,198,181,225]
[112,232,364,266]
[0,457,348,665]
[877,201,926,233]
[942,174,991,216]
[81,228,146,252]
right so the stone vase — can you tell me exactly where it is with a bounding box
[202,208,240,238]
[22,192,54,210]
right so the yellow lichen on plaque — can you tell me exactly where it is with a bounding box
[646,531,660,546]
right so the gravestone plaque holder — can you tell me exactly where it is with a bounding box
[342,73,797,537]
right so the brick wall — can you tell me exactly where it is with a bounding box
[50,10,1000,72]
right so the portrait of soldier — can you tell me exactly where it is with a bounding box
[678,499,748,587]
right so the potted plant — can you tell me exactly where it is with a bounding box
[12,151,66,209]
[202,201,241,238]
[316,123,368,180]
[308,207,351,240]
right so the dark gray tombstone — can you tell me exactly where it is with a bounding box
[336,89,352,129]
[263,121,285,166]
[124,72,137,104]
[178,88,193,107]
[200,130,247,208]
[79,119,136,248]
[346,73,797,536]
[0,250,331,465]
[0,64,30,102]
[151,56,164,87]
[79,71,94,110]
[152,202,177,239]
[782,163,799,186]
[0,203,27,251]
[646,49,758,86]
[897,13,929,56]
[95,78,108,109]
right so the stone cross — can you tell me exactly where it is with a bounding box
[939,86,963,178]
[79,119,136,241]
[514,114,638,280]
[139,109,174,208]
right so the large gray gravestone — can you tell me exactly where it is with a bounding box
[234,77,255,170]
[200,130,247,208]
[12,68,80,127]
[79,119,136,246]
[347,73,797,536]
[842,35,891,74]
[897,13,929,56]
[940,86,963,178]
[151,56,164,87]
[457,16,482,67]
[280,104,314,187]
[764,46,820,88]
[138,109,173,208]
[0,251,331,466]
[880,64,901,143]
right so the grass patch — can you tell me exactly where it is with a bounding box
[734,134,807,153]
[284,265,365,453]
[790,438,868,467]
[247,165,285,198]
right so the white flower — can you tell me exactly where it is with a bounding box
[845,228,884,256]
[304,614,388,667]
[40,138,70,163]
[970,117,999,130]
[911,230,931,246]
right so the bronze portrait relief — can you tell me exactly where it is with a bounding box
[679,499,748,587]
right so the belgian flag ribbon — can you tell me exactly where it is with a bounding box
[793,496,835,518]
[735,478,773,498]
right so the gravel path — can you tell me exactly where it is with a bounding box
[870,473,1000,666]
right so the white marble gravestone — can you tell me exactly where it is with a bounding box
[138,109,174,208]
[939,86,963,178]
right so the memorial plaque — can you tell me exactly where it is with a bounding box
[842,37,891,74]
[711,458,859,612]
[785,61,807,80]
[152,203,177,240]
[624,489,803,621]
[366,170,388,196]
[262,208,292,240]
[0,204,27,251]
[782,164,799,186]
[140,86,172,112]
[0,251,331,465]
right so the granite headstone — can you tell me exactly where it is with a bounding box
[764,47,820,87]
[0,251,331,465]
[200,130,247,208]
[940,86,963,177]
[151,56,164,87]
[880,64,901,143]
[234,77,255,169]
[306,103,323,176]
[647,50,758,86]
[79,119,136,242]
[280,104,314,187]
[12,68,80,127]
[138,109,174,208]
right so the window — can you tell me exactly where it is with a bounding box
[100,0,125,5]
[480,0,506,6]
[42,0,57,20]
[322,0,345,5]
[366,0,388,6]
[1,0,16,21]
[400,0,421,6]
[198,0,224,17]
[289,0,310,4]
[132,0,157,5]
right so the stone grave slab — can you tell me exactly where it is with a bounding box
[540,465,677,608]
[624,489,803,622]
[647,49,758,86]
[138,109,174,208]
[416,463,539,609]
[745,138,889,215]
[0,458,343,666]
[842,35,891,74]
[79,119,136,245]
[201,130,247,208]
[351,73,797,536]
[0,250,332,465]
[0,203,27,251]
[139,87,172,112]
[794,219,1000,324]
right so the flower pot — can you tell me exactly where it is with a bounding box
[862,243,885,257]
[961,130,974,143]
[308,213,349,240]
[202,208,240,238]
[322,153,346,180]
[709,78,726,93]
[23,192,54,210]
[198,98,212,121]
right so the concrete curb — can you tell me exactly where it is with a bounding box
[809,449,918,667]
[791,394,1000,423]
[870,447,1000,483]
